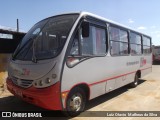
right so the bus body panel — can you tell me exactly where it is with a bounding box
[7,79,62,110]
[61,54,152,108]
[8,59,56,80]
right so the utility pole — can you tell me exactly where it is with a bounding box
[17,19,19,32]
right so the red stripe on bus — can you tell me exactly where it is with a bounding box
[89,67,152,86]
[89,71,135,86]
[141,67,152,71]
[61,67,152,93]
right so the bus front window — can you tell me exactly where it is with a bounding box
[13,14,78,61]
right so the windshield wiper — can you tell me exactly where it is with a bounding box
[12,38,33,60]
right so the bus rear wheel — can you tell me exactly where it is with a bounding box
[65,87,86,117]
[130,74,139,88]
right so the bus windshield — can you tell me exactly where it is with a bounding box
[13,14,79,61]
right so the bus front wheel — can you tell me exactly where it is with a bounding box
[65,87,86,117]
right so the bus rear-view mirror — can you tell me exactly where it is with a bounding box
[82,21,89,38]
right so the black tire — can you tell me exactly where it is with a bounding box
[64,87,86,117]
[130,74,139,88]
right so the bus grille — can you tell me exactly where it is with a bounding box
[11,77,33,88]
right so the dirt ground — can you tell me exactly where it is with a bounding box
[0,65,160,120]
[0,54,10,87]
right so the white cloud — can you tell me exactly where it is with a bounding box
[137,26,147,30]
[0,25,16,31]
[128,19,134,23]
[0,25,25,32]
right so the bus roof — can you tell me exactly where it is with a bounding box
[40,11,151,38]
[79,11,151,38]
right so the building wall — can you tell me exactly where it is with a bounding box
[0,30,26,87]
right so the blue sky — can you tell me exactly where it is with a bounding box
[0,0,160,45]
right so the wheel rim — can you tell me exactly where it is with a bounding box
[134,80,138,85]
[134,75,138,85]
[69,93,82,111]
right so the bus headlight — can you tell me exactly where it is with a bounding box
[39,80,44,86]
[45,78,51,84]
[33,78,53,88]
[33,74,57,88]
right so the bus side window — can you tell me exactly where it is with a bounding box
[81,25,106,56]
[109,26,129,56]
[67,31,80,67]
[70,32,79,56]
[67,23,107,67]
[130,32,142,55]
[143,36,151,54]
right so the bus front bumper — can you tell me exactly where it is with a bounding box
[6,78,62,110]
